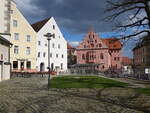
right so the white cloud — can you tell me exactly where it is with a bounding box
[14,0,46,16]
[69,41,80,47]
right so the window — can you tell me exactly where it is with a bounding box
[114,57,117,61]
[13,20,18,27]
[38,52,40,57]
[50,53,52,58]
[13,61,18,69]
[51,63,54,70]
[99,43,102,47]
[61,63,63,70]
[14,46,19,54]
[102,65,105,69]
[84,45,86,48]
[62,54,64,58]
[43,52,46,57]
[52,43,55,48]
[27,61,31,69]
[100,53,104,59]
[26,47,31,55]
[14,33,19,40]
[53,25,55,29]
[38,41,41,45]
[58,44,60,49]
[53,34,55,38]
[45,43,47,46]
[56,54,59,58]
[82,54,85,60]
[27,35,31,42]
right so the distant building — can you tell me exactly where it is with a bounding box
[76,30,122,73]
[31,17,67,72]
[0,36,12,81]
[133,35,150,75]
[122,57,133,75]
[67,43,77,67]
[10,1,37,72]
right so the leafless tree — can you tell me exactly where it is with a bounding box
[105,0,150,40]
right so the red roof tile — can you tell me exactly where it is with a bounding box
[67,43,74,49]
[103,38,122,49]
[122,57,133,65]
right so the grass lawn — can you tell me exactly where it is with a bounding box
[135,88,150,95]
[50,75,128,88]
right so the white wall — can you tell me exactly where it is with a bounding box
[0,0,5,33]
[36,17,67,72]
[0,43,10,81]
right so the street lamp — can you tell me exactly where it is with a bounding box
[44,33,54,89]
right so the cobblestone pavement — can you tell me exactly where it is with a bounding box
[0,77,150,113]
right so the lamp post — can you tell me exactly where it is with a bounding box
[44,33,54,89]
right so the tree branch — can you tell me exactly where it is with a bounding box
[105,6,145,21]
[120,30,150,40]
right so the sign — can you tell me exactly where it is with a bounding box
[145,68,150,74]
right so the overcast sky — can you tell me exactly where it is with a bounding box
[14,0,134,58]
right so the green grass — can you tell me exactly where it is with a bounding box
[50,76,128,88]
[135,88,150,95]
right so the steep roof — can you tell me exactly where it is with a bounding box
[103,38,122,50]
[0,35,12,45]
[31,17,51,32]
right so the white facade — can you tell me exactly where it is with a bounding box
[0,37,11,82]
[32,17,67,72]
[0,0,11,81]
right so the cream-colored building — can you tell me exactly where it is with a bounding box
[10,1,37,71]
[0,0,11,40]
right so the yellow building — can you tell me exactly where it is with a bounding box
[10,1,37,71]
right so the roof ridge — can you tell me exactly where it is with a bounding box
[31,17,51,32]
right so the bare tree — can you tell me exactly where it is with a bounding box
[105,0,150,40]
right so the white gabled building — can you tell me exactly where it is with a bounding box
[31,17,68,72]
